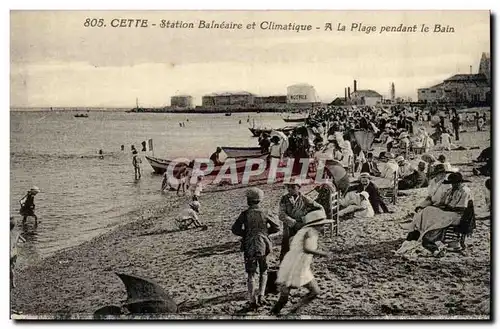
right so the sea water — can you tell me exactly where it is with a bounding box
[10,110,289,266]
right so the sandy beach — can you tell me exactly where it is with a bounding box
[11,129,491,320]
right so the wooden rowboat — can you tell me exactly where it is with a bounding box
[145,154,268,176]
[221,146,263,158]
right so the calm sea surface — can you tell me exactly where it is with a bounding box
[10,110,290,266]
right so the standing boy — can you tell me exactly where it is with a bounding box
[231,188,280,309]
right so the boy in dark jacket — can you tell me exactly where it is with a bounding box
[231,187,280,309]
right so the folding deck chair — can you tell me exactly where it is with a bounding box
[379,171,399,205]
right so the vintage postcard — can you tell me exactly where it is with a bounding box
[10,10,491,320]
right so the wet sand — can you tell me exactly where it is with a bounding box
[11,129,491,320]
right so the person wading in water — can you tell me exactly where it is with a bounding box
[19,186,40,226]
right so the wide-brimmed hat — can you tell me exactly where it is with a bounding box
[429,163,454,177]
[246,187,264,202]
[443,172,470,184]
[303,209,333,228]
[30,186,40,193]
[395,155,405,163]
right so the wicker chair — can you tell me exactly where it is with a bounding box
[441,200,476,251]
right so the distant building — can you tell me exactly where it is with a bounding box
[479,52,491,84]
[286,84,320,104]
[350,90,383,106]
[170,95,193,109]
[330,97,348,106]
[202,91,255,107]
[254,95,287,104]
[417,53,491,105]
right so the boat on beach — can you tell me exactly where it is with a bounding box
[225,112,232,116]
[249,127,272,137]
[283,117,307,123]
[145,154,268,176]
[221,146,263,158]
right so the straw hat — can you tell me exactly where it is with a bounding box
[302,209,333,228]
[359,172,372,180]
[30,186,40,193]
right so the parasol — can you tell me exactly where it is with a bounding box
[352,130,375,152]
[93,272,179,316]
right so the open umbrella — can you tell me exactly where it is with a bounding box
[93,272,178,317]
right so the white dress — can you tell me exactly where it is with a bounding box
[277,227,318,288]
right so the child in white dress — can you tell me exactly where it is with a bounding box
[271,209,332,315]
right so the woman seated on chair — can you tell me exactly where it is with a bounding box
[396,172,472,257]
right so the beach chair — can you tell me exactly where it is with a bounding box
[347,155,355,177]
[379,171,399,205]
[442,200,476,251]
[322,190,340,237]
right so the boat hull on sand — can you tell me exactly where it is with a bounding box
[145,154,268,175]
[221,147,263,158]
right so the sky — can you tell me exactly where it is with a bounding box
[10,10,490,108]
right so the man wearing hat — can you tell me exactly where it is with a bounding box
[398,172,473,257]
[278,177,324,262]
[361,152,381,177]
[19,186,40,226]
[396,155,414,179]
[209,147,223,166]
[398,161,428,190]
[232,188,280,309]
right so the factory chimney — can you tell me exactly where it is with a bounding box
[470,65,472,74]
[344,88,347,99]
[348,87,351,99]
[354,80,357,92]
